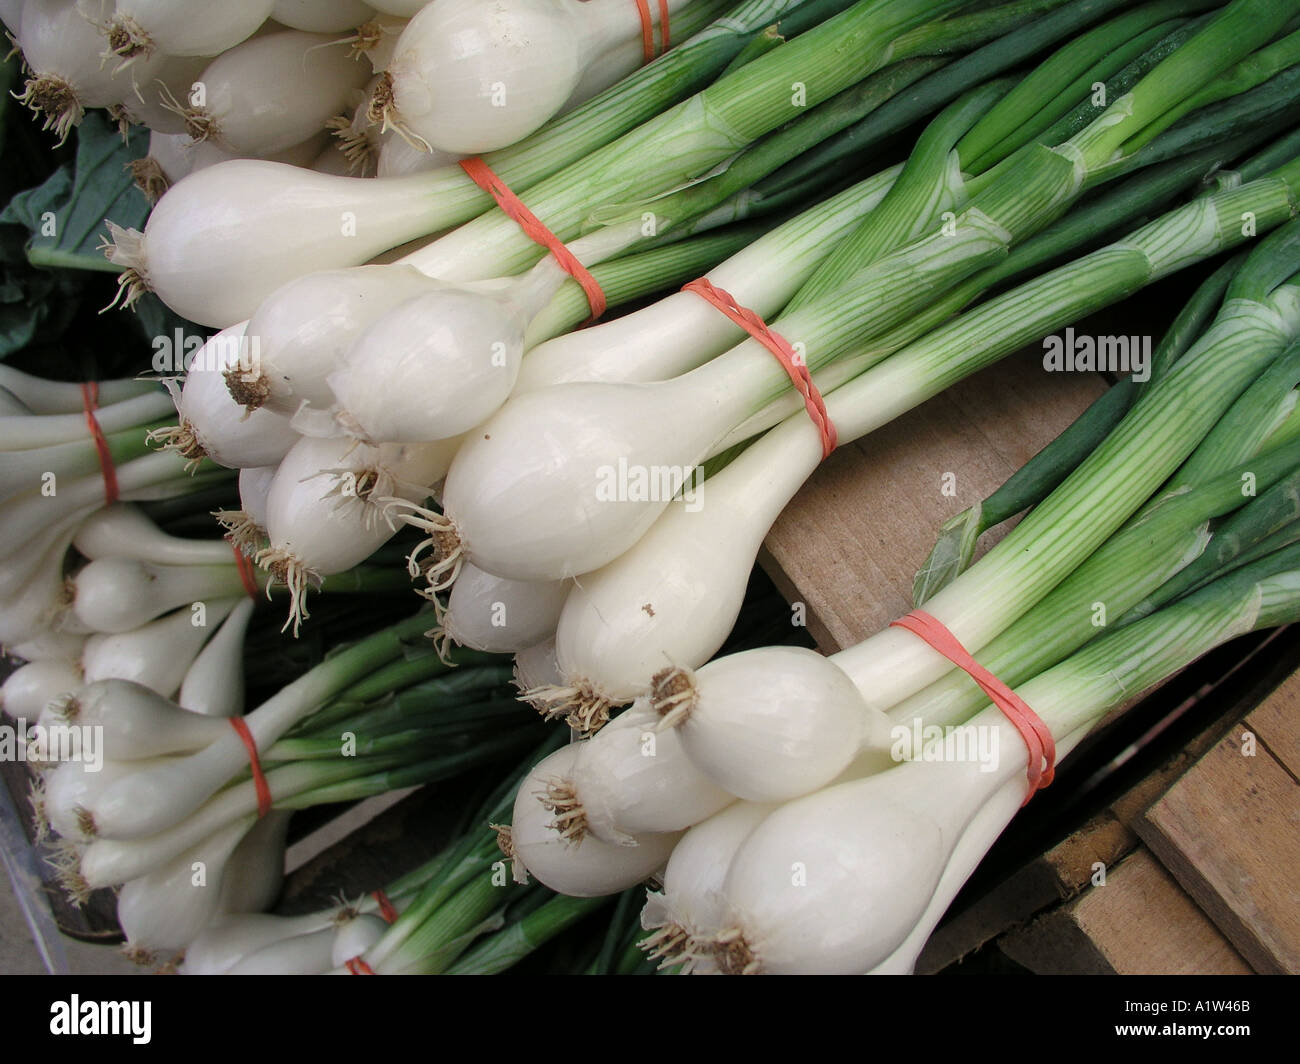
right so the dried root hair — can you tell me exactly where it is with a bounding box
[121,944,158,967]
[345,19,390,61]
[651,666,698,730]
[325,112,377,176]
[537,777,586,844]
[639,922,716,973]
[129,155,170,204]
[522,681,613,734]
[421,597,457,666]
[214,509,268,557]
[49,838,91,907]
[102,14,156,70]
[708,926,761,976]
[16,73,85,146]
[146,422,207,472]
[74,804,98,841]
[254,547,324,638]
[381,500,464,593]
[156,80,222,147]
[108,103,135,141]
[46,691,79,724]
[98,221,151,311]
[29,777,50,845]
[490,822,528,884]
[364,72,431,154]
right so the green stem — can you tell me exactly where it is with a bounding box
[911,243,1243,604]
[444,894,611,975]
[526,224,764,347]
[959,0,1211,172]
[1068,0,1298,168]
[896,440,1300,728]
[1176,339,1300,485]
[759,0,1143,197]
[789,78,1010,310]
[1124,463,1300,621]
[828,168,1300,709]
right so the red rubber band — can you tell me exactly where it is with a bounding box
[683,278,837,458]
[889,610,1056,802]
[372,889,399,924]
[80,383,119,505]
[633,0,654,62]
[345,956,376,975]
[228,717,273,818]
[632,0,671,62]
[231,544,260,600]
[459,157,606,323]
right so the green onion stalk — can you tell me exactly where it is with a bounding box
[629,165,1300,812]
[659,0,1300,457]
[911,250,1244,602]
[350,735,577,975]
[68,616,505,845]
[59,642,545,898]
[831,207,1300,715]
[891,437,1300,730]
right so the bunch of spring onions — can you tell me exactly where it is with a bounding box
[0,367,412,711]
[176,576,803,975]
[56,0,1118,635]
[504,216,1300,972]
[438,0,1300,731]
[175,734,655,975]
[24,608,541,964]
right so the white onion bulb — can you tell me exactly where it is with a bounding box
[510,744,680,897]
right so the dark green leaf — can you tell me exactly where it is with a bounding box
[0,110,150,271]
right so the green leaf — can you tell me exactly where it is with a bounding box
[912,503,983,607]
[0,223,82,357]
[0,100,204,373]
[0,110,150,272]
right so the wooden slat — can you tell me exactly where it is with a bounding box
[1240,668,1300,777]
[761,348,1109,652]
[999,848,1251,975]
[915,682,1244,973]
[1137,715,1300,974]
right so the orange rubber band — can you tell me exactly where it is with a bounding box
[372,890,399,924]
[231,544,260,599]
[80,383,120,505]
[632,0,671,62]
[889,610,1056,802]
[683,278,837,458]
[345,956,376,975]
[459,157,606,323]
[228,717,273,818]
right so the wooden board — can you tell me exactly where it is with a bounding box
[1136,677,1300,975]
[998,847,1251,975]
[761,347,1110,652]
[915,667,1247,973]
